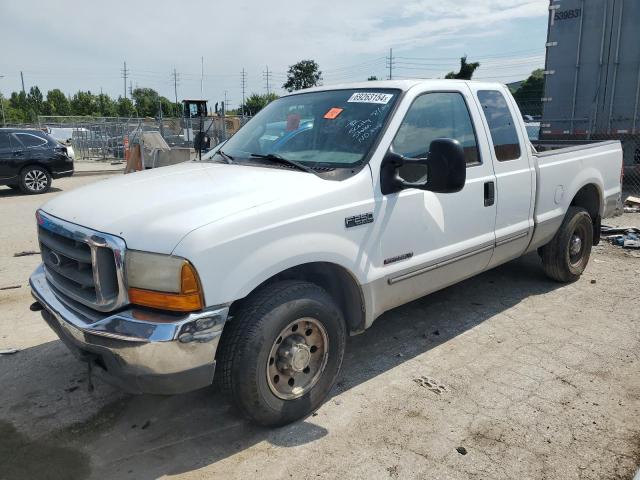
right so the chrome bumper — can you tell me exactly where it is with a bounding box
[30,263,229,395]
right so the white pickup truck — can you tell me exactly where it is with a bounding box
[30,80,622,426]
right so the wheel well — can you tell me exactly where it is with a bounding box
[570,184,599,220]
[20,163,51,176]
[231,262,366,334]
[570,183,601,244]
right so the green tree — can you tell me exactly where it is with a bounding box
[241,92,279,116]
[116,96,136,117]
[70,91,98,116]
[132,87,158,117]
[45,89,71,116]
[96,93,117,116]
[27,86,44,118]
[445,56,480,80]
[283,60,322,92]
[513,69,545,116]
[367,76,378,81]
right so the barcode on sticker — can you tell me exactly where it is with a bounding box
[347,92,393,104]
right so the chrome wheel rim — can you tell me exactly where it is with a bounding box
[568,223,588,265]
[24,170,48,191]
[266,317,329,400]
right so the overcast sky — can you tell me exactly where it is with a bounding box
[0,0,549,109]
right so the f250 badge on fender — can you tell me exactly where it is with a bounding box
[344,213,374,228]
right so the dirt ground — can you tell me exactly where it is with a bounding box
[0,177,639,480]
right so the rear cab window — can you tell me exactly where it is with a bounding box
[476,90,521,161]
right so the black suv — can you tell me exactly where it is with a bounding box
[0,128,74,194]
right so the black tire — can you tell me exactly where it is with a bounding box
[541,206,593,282]
[19,165,51,194]
[216,280,347,426]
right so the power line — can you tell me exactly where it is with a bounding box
[121,61,129,99]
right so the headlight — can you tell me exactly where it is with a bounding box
[125,250,204,312]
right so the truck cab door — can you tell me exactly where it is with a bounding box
[468,86,536,267]
[371,84,497,315]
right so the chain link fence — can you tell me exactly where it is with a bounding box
[32,115,250,162]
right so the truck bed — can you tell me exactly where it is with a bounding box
[528,140,623,251]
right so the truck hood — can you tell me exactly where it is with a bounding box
[41,161,331,253]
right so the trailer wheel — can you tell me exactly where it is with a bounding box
[216,280,346,426]
[541,206,593,282]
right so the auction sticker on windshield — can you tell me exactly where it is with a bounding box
[347,92,394,104]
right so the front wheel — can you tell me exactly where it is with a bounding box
[541,206,593,282]
[216,281,346,426]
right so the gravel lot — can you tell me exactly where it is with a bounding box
[0,176,639,480]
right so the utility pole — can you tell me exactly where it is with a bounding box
[0,75,6,126]
[128,81,133,98]
[386,48,394,80]
[200,56,204,98]
[222,90,229,140]
[263,66,272,95]
[20,71,25,94]
[172,68,180,109]
[121,61,129,99]
[240,68,247,118]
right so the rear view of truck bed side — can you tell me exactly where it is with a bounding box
[527,140,623,252]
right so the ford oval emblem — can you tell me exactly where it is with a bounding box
[49,251,62,267]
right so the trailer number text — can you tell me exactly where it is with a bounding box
[554,9,581,21]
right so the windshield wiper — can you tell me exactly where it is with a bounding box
[215,150,234,164]
[249,153,315,174]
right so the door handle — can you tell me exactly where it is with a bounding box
[484,181,495,207]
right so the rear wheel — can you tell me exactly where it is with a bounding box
[19,166,51,194]
[216,280,346,426]
[541,206,593,282]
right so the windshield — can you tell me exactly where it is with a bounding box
[219,88,400,168]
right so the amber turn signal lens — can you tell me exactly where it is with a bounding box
[128,261,204,312]
[128,288,203,312]
[180,263,200,294]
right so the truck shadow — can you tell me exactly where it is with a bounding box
[2,253,561,479]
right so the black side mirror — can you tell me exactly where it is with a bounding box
[380,138,466,195]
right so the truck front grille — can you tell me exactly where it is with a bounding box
[36,211,127,312]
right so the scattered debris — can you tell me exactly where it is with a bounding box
[456,446,468,455]
[0,285,21,291]
[623,195,640,213]
[65,386,79,393]
[13,250,39,257]
[141,420,151,430]
[0,348,20,355]
[601,225,640,249]
[432,329,440,336]
[590,279,597,284]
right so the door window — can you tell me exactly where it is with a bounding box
[477,90,521,161]
[0,133,11,152]
[392,92,480,166]
[15,132,47,148]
